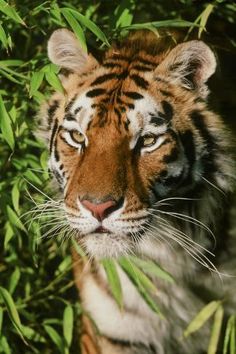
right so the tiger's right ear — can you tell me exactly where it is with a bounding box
[47,29,97,73]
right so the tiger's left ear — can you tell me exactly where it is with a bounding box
[47,28,97,73]
[156,40,216,96]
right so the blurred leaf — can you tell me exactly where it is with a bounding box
[102,259,123,309]
[7,205,26,232]
[11,182,20,213]
[183,301,221,338]
[0,287,26,344]
[4,221,14,248]
[21,325,46,343]
[115,0,135,28]
[8,267,21,295]
[0,336,11,354]
[0,307,3,334]
[223,315,234,354]
[122,19,199,31]
[63,305,74,348]
[129,256,175,284]
[230,317,235,354]
[207,305,224,354]
[0,60,23,66]
[0,93,15,150]
[0,24,8,48]
[29,72,44,97]
[24,170,43,186]
[198,4,214,38]
[0,0,26,25]
[44,324,64,353]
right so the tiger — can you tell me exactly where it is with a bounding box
[40,28,236,354]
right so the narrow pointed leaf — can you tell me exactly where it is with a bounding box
[223,316,234,354]
[102,259,123,309]
[45,71,63,93]
[0,94,15,150]
[0,24,8,48]
[63,305,74,347]
[7,205,26,232]
[0,0,26,25]
[183,301,221,338]
[44,324,64,353]
[207,305,224,354]
[29,71,44,97]
[198,4,214,38]
[61,8,87,52]
[230,317,235,354]
[8,267,21,295]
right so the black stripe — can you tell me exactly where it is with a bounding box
[163,147,178,163]
[86,88,106,98]
[64,113,76,121]
[160,89,174,97]
[91,73,118,86]
[114,107,122,125]
[49,119,58,153]
[132,65,153,72]
[54,141,60,162]
[74,106,82,115]
[65,96,76,112]
[135,57,156,67]
[162,170,185,186]
[103,62,122,68]
[150,116,165,126]
[47,100,59,127]
[123,91,143,100]
[160,100,173,122]
[130,74,149,89]
[179,130,196,169]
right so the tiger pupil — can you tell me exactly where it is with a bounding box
[71,130,85,144]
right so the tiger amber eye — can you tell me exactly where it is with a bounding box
[70,130,85,144]
[142,135,156,147]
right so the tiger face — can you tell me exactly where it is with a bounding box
[43,29,229,258]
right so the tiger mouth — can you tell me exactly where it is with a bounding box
[94,226,111,234]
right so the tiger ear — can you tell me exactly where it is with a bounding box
[47,28,97,72]
[156,40,216,96]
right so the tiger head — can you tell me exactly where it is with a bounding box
[43,29,233,258]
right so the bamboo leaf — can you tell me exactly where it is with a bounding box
[198,4,214,38]
[4,221,14,249]
[102,259,123,309]
[122,19,199,31]
[0,287,26,344]
[0,24,8,48]
[0,94,15,150]
[129,256,175,284]
[45,71,64,93]
[29,71,44,97]
[63,305,74,348]
[8,267,21,295]
[183,301,221,338]
[7,205,26,232]
[44,324,65,353]
[11,182,20,213]
[0,336,11,354]
[207,305,224,354]
[0,0,26,25]
[230,317,235,354]
[223,316,234,354]
[62,8,110,47]
[61,8,87,52]
[0,307,3,334]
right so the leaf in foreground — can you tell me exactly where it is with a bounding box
[183,301,221,338]
[0,93,15,150]
[102,258,123,309]
[207,305,224,354]
[63,305,74,348]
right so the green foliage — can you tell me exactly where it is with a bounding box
[0,0,235,352]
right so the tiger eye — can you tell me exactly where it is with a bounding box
[142,134,157,147]
[70,130,85,144]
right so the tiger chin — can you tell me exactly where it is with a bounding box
[40,29,235,354]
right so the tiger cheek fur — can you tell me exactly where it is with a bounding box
[40,29,235,354]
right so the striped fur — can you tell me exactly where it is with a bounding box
[40,30,236,353]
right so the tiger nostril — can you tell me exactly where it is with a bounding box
[80,198,123,221]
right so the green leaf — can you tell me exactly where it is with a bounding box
[0,0,26,25]
[4,221,14,249]
[6,205,26,232]
[21,325,46,343]
[207,305,224,354]
[183,301,221,338]
[0,336,11,354]
[129,256,175,284]
[44,324,64,353]
[122,19,199,31]
[0,307,3,334]
[0,94,15,150]
[0,60,23,67]
[0,287,26,344]
[63,305,74,348]
[61,8,87,52]
[11,182,20,213]
[198,4,214,38]
[101,259,123,309]
[8,267,21,295]
[230,317,235,354]
[45,71,64,93]
[223,316,234,354]
[0,24,8,48]
[24,170,43,186]
[119,258,163,316]
[62,8,110,47]
[29,71,44,97]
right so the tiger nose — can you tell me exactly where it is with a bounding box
[81,199,120,221]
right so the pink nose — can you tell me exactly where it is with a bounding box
[81,199,117,221]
